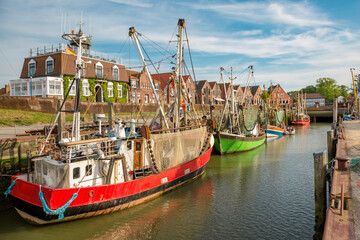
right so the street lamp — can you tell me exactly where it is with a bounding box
[29,73,33,96]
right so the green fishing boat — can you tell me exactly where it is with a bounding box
[213,66,266,155]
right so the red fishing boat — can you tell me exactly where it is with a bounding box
[291,113,310,125]
[5,19,215,225]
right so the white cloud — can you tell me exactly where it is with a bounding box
[108,0,153,8]
[191,1,333,27]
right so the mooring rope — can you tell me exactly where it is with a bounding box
[38,185,80,220]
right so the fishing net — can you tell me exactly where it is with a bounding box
[34,159,69,188]
[275,110,285,126]
[150,126,207,172]
[240,108,260,133]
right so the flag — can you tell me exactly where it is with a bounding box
[66,44,75,55]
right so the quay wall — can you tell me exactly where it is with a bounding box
[0,96,221,115]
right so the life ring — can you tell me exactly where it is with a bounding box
[52,146,61,160]
[40,142,52,153]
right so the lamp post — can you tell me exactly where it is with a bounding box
[29,73,33,96]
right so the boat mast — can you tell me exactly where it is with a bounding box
[350,68,358,115]
[175,19,185,128]
[129,27,169,130]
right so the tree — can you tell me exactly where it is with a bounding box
[287,90,299,96]
[301,85,317,93]
[316,77,341,103]
[339,85,350,98]
[260,91,269,103]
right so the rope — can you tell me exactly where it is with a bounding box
[38,185,80,220]
[4,179,17,197]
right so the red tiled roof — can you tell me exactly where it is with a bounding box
[151,73,191,90]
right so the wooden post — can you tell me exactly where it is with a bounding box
[313,116,317,123]
[333,98,338,123]
[108,102,115,129]
[57,99,65,141]
[17,143,22,172]
[327,130,335,162]
[313,150,327,234]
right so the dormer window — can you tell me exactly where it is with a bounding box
[95,62,103,78]
[113,66,119,80]
[46,56,54,75]
[28,59,36,77]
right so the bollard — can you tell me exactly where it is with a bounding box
[313,150,327,234]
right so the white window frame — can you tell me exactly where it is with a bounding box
[82,79,90,96]
[108,82,114,97]
[112,66,119,80]
[117,84,122,98]
[28,59,36,77]
[45,56,54,75]
[69,80,76,96]
[95,62,103,78]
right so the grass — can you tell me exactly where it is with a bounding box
[0,109,156,127]
[0,109,73,127]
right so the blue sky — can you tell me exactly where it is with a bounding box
[0,0,359,91]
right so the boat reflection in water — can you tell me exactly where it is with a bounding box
[89,175,214,240]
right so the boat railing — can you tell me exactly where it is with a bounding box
[60,137,122,163]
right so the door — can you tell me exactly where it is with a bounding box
[133,140,143,169]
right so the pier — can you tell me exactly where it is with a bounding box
[322,119,360,239]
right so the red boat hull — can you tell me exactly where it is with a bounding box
[291,119,310,125]
[9,147,213,225]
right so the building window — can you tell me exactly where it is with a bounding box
[113,67,118,80]
[46,56,54,75]
[108,82,113,97]
[49,80,62,95]
[145,94,149,103]
[96,62,103,78]
[83,79,90,96]
[46,61,53,75]
[69,80,76,96]
[28,59,36,77]
[117,84,122,98]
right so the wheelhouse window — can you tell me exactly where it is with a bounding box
[108,82,113,97]
[82,79,90,96]
[117,84,122,98]
[85,165,92,176]
[73,167,80,179]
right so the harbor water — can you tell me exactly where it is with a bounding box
[0,123,328,239]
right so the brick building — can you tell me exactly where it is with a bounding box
[128,69,162,104]
[151,73,195,104]
[10,29,128,103]
[250,85,263,105]
[208,81,223,104]
[195,80,212,104]
[267,84,291,105]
